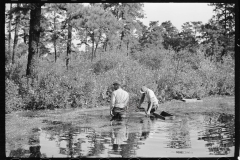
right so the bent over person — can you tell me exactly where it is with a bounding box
[110,82,129,119]
[138,86,159,117]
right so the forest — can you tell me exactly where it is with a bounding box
[5,3,235,113]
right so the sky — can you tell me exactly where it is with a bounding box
[141,3,215,31]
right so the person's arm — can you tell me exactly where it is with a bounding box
[146,102,153,116]
[110,92,115,116]
[146,92,156,116]
[138,94,145,108]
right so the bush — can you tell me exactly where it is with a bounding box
[92,59,116,75]
[5,42,235,113]
[5,78,23,113]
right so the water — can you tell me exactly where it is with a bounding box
[7,111,235,158]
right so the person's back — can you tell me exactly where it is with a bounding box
[110,82,129,118]
[139,86,159,117]
[111,88,129,108]
[145,88,158,104]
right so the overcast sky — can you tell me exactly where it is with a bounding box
[141,3,215,31]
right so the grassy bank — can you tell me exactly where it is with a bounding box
[6,96,234,152]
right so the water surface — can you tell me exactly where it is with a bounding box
[7,110,235,158]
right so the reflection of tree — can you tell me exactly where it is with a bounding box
[59,127,90,158]
[9,148,29,158]
[8,145,46,158]
[166,118,191,149]
[119,132,140,158]
[198,113,235,155]
[29,146,41,158]
[58,126,107,157]
[28,133,40,145]
[87,131,105,156]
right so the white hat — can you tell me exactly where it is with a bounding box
[140,86,147,94]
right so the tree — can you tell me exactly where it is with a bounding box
[26,3,44,80]
[8,3,13,59]
[8,3,31,60]
[72,4,119,60]
[209,3,235,59]
[12,3,21,64]
[137,21,164,52]
[179,22,198,52]
[56,3,85,68]
[101,3,144,52]
[161,21,181,52]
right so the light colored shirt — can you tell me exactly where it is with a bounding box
[145,88,158,104]
[111,88,129,108]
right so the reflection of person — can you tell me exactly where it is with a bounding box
[138,86,159,117]
[112,126,128,145]
[110,82,129,119]
[139,118,153,140]
[111,123,129,156]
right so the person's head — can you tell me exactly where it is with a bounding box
[113,82,121,90]
[140,86,148,94]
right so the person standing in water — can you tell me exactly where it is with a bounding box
[138,86,159,117]
[110,82,129,119]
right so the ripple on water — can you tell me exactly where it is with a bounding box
[7,112,235,158]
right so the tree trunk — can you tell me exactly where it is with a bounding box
[91,32,94,62]
[66,20,72,70]
[126,40,129,56]
[23,28,27,44]
[94,42,98,58]
[26,4,42,79]
[8,3,12,58]
[12,3,20,64]
[93,32,101,58]
[53,11,57,62]
[104,37,108,52]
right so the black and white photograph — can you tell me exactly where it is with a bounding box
[5,2,236,158]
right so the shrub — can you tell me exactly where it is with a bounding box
[5,78,23,113]
[5,42,235,113]
[92,59,116,75]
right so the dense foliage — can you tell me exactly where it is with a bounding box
[5,3,235,113]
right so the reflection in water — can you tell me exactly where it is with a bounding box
[29,146,41,158]
[197,113,235,156]
[166,117,191,149]
[7,112,235,158]
[110,120,130,157]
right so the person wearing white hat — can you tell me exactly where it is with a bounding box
[138,86,159,117]
[110,82,129,119]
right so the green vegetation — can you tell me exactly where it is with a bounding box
[5,3,235,113]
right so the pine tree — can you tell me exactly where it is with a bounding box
[12,3,21,64]
[26,3,44,80]
[8,3,13,59]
